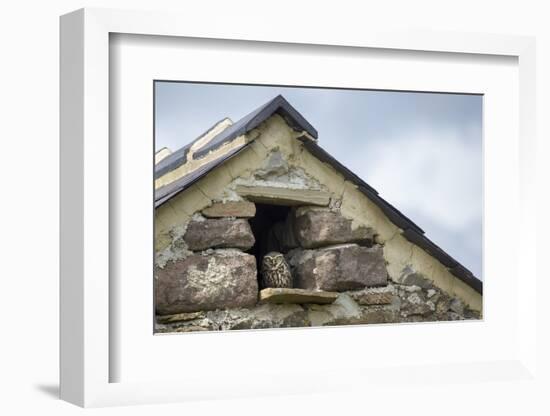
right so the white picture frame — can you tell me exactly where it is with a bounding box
[60,7,537,408]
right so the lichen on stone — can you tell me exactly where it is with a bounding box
[155,223,193,269]
[191,212,206,222]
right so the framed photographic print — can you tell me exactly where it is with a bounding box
[60,7,537,408]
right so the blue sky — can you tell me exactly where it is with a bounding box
[155,82,483,279]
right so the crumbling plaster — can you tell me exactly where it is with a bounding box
[155,114,482,312]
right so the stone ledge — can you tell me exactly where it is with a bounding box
[259,288,338,304]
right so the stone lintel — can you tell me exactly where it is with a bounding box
[235,185,330,206]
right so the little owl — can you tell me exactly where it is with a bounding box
[261,251,293,289]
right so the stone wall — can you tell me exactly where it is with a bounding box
[155,201,480,332]
[156,276,480,333]
[155,211,258,315]
[155,113,482,332]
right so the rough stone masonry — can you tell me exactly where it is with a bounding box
[155,202,480,333]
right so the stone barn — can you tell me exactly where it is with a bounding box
[154,95,482,332]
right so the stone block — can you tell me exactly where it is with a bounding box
[259,288,338,304]
[449,297,465,315]
[183,218,255,251]
[294,207,374,248]
[287,244,388,292]
[201,201,256,218]
[399,291,433,317]
[155,250,258,314]
[349,285,395,305]
[203,303,309,330]
[360,307,399,324]
[400,268,434,289]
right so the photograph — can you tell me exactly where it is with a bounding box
[4,0,540,411]
[153,82,483,333]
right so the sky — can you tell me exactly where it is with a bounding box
[155,82,483,279]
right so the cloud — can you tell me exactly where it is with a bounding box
[348,124,482,232]
[340,123,483,277]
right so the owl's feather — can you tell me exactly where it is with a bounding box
[261,251,293,289]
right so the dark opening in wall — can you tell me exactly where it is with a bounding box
[248,203,292,283]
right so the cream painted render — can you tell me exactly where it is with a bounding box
[155,114,482,312]
[187,118,233,161]
[155,132,250,189]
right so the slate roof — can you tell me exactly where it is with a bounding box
[155,95,482,294]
